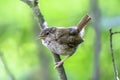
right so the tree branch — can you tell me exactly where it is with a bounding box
[90,0,101,80]
[52,53,67,80]
[112,32,120,34]
[0,52,15,80]
[21,0,67,80]
[21,0,47,30]
[109,29,120,80]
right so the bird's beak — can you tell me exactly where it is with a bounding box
[38,35,46,39]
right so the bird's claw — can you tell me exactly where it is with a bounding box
[54,61,64,68]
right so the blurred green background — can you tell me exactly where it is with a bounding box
[0,0,120,80]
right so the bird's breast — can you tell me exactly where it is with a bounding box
[42,39,77,56]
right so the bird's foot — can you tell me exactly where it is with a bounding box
[54,60,64,68]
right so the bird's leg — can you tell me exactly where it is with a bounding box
[55,55,71,68]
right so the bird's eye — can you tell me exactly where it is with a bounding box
[69,28,78,35]
[46,32,49,35]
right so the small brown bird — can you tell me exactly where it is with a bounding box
[39,15,91,68]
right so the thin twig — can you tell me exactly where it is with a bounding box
[21,0,67,80]
[109,28,120,80]
[112,32,120,34]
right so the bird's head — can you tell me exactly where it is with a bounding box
[39,27,56,39]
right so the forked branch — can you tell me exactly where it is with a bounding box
[109,29,120,80]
